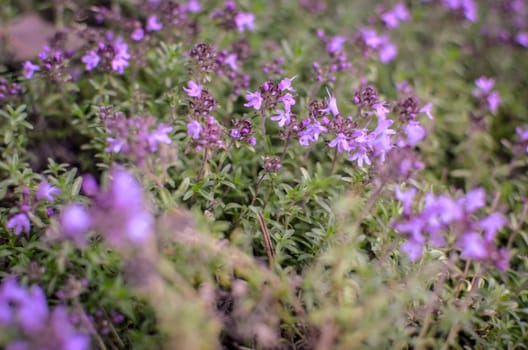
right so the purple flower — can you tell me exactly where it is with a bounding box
[81,51,100,71]
[183,80,202,98]
[459,232,487,259]
[327,36,347,54]
[474,77,495,96]
[480,213,506,241]
[105,137,127,153]
[516,32,528,47]
[419,102,434,120]
[131,28,145,41]
[395,185,416,215]
[487,91,500,113]
[186,0,202,13]
[146,15,163,32]
[516,127,528,141]
[36,181,61,203]
[404,121,426,146]
[244,90,263,110]
[278,76,296,92]
[401,239,424,261]
[224,53,238,71]
[299,121,327,146]
[6,213,30,235]
[382,3,410,29]
[23,61,40,79]
[230,129,241,138]
[462,0,477,22]
[459,187,485,213]
[187,120,203,139]
[348,147,371,168]
[362,28,384,48]
[320,92,340,117]
[111,39,130,74]
[235,12,255,32]
[271,109,291,127]
[379,41,397,63]
[61,203,92,245]
[148,124,173,152]
[279,93,296,111]
[328,133,351,153]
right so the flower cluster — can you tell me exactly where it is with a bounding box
[23,33,73,81]
[0,78,22,106]
[211,1,255,33]
[230,119,256,145]
[311,30,352,83]
[439,0,478,22]
[245,77,297,113]
[6,182,60,236]
[60,168,153,248]
[394,187,508,269]
[0,278,89,350]
[81,34,131,74]
[100,107,173,165]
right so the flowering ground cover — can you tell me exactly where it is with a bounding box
[1,0,528,349]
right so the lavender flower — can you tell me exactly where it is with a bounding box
[271,110,292,128]
[187,120,203,139]
[183,80,203,98]
[146,15,163,32]
[23,61,40,79]
[235,12,255,32]
[111,38,130,74]
[327,36,347,54]
[148,124,173,152]
[0,278,89,350]
[131,28,145,41]
[60,203,92,245]
[328,133,351,153]
[244,90,263,110]
[81,51,100,71]
[36,182,61,203]
[6,213,31,235]
[298,120,327,146]
[516,32,528,47]
[404,121,426,146]
[381,3,410,29]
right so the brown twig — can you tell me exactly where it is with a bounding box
[256,210,274,266]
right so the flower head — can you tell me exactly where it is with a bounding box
[81,51,100,71]
[244,90,263,110]
[235,12,255,32]
[7,213,30,235]
[23,61,40,79]
[146,15,163,31]
[183,80,203,98]
[36,182,61,203]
